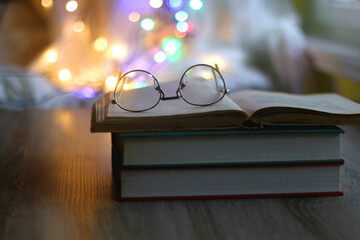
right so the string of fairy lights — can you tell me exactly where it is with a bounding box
[37,0,204,99]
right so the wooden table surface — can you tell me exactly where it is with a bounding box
[1,109,360,240]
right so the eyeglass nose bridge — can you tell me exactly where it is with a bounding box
[156,86,182,101]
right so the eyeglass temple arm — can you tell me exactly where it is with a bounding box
[112,72,125,104]
[212,63,221,93]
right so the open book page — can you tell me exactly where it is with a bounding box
[230,90,360,118]
[107,81,243,118]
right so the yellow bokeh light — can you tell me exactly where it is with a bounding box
[41,0,53,8]
[105,75,117,88]
[93,37,108,52]
[201,56,226,71]
[111,45,127,59]
[73,21,85,32]
[46,49,57,63]
[200,71,212,80]
[59,69,71,81]
[66,0,78,12]
[128,12,140,22]
[149,0,163,8]
[123,83,129,90]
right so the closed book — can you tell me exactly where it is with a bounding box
[112,125,343,167]
[114,162,343,200]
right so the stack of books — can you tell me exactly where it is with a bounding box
[91,88,360,200]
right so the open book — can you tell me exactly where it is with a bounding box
[91,83,360,132]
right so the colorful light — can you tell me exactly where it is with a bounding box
[46,49,58,63]
[162,38,182,55]
[189,0,203,10]
[82,87,96,98]
[105,75,117,89]
[174,30,186,38]
[141,18,155,31]
[167,0,183,9]
[175,11,188,22]
[176,21,188,33]
[66,0,78,12]
[93,37,107,52]
[128,12,140,22]
[186,21,194,32]
[73,21,85,32]
[149,0,163,8]
[111,45,127,59]
[59,69,71,81]
[154,51,167,63]
[41,0,53,8]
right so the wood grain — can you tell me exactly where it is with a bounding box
[0,109,360,239]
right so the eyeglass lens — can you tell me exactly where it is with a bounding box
[114,71,160,112]
[180,65,226,106]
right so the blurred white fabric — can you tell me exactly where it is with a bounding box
[0,64,86,110]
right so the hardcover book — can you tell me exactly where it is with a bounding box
[113,162,343,200]
[112,126,343,166]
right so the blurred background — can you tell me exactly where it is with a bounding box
[0,0,359,109]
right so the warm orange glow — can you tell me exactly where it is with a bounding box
[105,75,117,88]
[93,37,108,52]
[111,45,127,59]
[73,21,85,32]
[59,69,71,81]
[46,49,58,63]
[41,0,53,8]
[174,30,187,38]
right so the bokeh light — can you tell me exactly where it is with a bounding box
[105,75,117,89]
[167,0,183,9]
[82,87,96,98]
[149,0,163,8]
[186,21,194,32]
[73,21,85,32]
[66,0,78,12]
[189,0,203,10]
[41,0,53,8]
[162,38,182,55]
[46,49,58,63]
[174,30,186,38]
[176,21,188,33]
[128,12,141,22]
[59,69,71,81]
[93,37,108,52]
[111,45,127,59]
[141,18,155,31]
[175,11,188,22]
[154,51,167,63]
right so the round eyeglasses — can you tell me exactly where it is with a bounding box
[112,63,229,112]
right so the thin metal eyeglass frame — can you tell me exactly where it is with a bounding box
[112,63,229,112]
